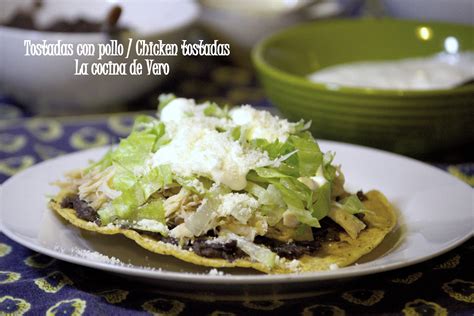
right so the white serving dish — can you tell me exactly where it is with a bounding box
[1,140,472,294]
[0,0,199,115]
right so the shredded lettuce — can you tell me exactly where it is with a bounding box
[252,139,294,160]
[99,164,172,223]
[254,167,291,179]
[245,182,267,199]
[136,199,166,222]
[84,148,113,174]
[246,182,286,226]
[288,133,323,177]
[286,207,321,228]
[174,176,207,194]
[272,182,305,210]
[322,151,337,181]
[337,195,366,215]
[293,119,312,133]
[132,115,156,130]
[131,218,169,236]
[92,114,173,224]
[111,132,156,176]
[258,205,285,226]
[182,183,232,236]
[111,163,137,192]
[231,126,241,141]
[312,182,331,220]
[203,102,229,118]
[246,170,320,228]
[227,232,276,268]
[259,184,286,208]
[141,165,172,197]
[328,207,365,239]
[184,197,218,236]
[130,117,168,152]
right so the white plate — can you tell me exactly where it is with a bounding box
[0,141,472,291]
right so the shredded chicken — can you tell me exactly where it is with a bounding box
[75,166,120,210]
[218,214,268,241]
[163,187,201,218]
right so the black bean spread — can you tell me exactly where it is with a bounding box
[254,218,343,260]
[132,231,246,261]
[356,190,368,201]
[192,239,246,261]
[60,194,366,261]
[61,195,99,223]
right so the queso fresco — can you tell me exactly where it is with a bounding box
[307,52,474,90]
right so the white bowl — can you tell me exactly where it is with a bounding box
[199,0,357,54]
[0,0,199,115]
[381,0,474,25]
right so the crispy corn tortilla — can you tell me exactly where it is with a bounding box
[49,190,397,274]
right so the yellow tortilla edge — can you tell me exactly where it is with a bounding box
[49,190,397,274]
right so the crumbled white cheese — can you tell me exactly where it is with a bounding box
[217,193,258,224]
[329,263,339,270]
[275,256,301,272]
[160,98,195,123]
[208,268,225,276]
[133,219,169,234]
[72,248,122,265]
[311,166,328,187]
[287,259,301,272]
[105,222,120,229]
[153,100,274,191]
[159,98,229,137]
[55,246,226,275]
[229,105,296,142]
[298,166,328,191]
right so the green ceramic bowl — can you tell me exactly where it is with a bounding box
[252,18,474,157]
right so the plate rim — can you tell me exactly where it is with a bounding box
[1,140,472,284]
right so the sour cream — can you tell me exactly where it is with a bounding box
[307,52,474,90]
